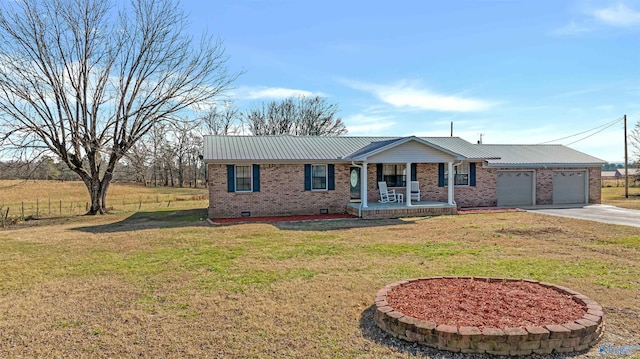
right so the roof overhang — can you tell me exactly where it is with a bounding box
[485,162,605,168]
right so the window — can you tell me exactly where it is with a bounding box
[383,164,406,187]
[235,165,252,192]
[444,164,470,186]
[311,164,327,190]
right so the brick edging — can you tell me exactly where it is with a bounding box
[373,277,604,356]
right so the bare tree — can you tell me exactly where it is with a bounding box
[244,96,347,136]
[170,121,201,187]
[203,101,240,135]
[0,0,237,214]
[631,121,640,163]
[121,140,152,185]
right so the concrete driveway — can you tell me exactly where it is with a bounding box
[526,204,640,228]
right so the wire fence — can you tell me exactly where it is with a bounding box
[0,193,207,226]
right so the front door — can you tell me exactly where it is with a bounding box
[349,167,361,201]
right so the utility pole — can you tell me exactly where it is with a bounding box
[624,114,629,198]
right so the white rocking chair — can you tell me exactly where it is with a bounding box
[411,181,421,201]
[378,182,397,203]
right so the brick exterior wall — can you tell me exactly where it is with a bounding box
[208,162,602,218]
[366,163,498,208]
[588,167,602,204]
[208,163,351,218]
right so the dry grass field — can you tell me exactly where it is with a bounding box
[0,202,638,357]
[0,180,208,218]
[601,186,640,210]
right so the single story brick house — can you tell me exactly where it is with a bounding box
[203,135,605,219]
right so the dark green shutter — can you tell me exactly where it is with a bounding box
[438,163,445,187]
[470,163,476,187]
[328,164,335,190]
[227,165,235,192]
[252,164,260,192]
[376,164,383,187]
[411,163,417,181]
[304,164,311,191]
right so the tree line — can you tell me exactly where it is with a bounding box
[0,0,345,214]
[0,94,346,187]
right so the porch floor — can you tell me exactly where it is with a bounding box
[346,200,457,219]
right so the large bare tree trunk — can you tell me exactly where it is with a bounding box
[0,0,238,215]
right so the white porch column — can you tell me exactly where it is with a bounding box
[406,162,412,207]
[447,162,455,205]
[362,162,368,208]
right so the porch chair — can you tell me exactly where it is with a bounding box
[411,181,421,202]
[378,182,397,203]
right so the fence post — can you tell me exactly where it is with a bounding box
[60,200,62,215]
[48,198,51,216]
[2,207,7,228]
[36,198,39,218]
[21,201,24,221]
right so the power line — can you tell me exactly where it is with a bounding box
[566,119,623,146]
[539,117,623,144]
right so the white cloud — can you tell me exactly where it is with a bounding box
[342,80,495,112]
[592,2,640,27]
[552,21,592,36]
[233,86,323,100]
[344,113,396,135]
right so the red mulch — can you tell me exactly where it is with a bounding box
[210,213,358,224]
[385,278,586,329]
[458,207,522,214]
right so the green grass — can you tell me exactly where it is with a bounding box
[0,209,639,357]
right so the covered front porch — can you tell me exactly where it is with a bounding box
[346,200,457,219]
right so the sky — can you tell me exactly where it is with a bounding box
[181,0,640,163]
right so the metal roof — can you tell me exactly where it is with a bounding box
[480,144,606,167]
[203,135,396,162]
[202,136,604,166]
[202,135,500,162]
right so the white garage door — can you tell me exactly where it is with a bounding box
[553,170,586,204]
[497,171,534,206]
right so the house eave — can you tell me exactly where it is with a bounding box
[485,162,605,168]
[203,158,353,164]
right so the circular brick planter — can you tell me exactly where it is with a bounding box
[374,277,604,356]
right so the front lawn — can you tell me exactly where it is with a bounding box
[0,210,638,357]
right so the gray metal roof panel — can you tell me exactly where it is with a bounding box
[203,136,603,165]
[424,137,501,160]
[479,144,605,166]
[203,135,490,162]
[203,135,399,162]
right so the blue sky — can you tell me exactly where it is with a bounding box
[183,0,640,162]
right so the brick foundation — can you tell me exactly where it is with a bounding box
[374,277,604,356]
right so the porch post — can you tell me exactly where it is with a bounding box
[447,162,455,205]
[362,162,368,208]
[406,162,412,206]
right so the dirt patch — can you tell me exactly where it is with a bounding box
[495,226,566,237]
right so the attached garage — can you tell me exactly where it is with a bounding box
[497,170,534,206]
[553,170,587,204]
